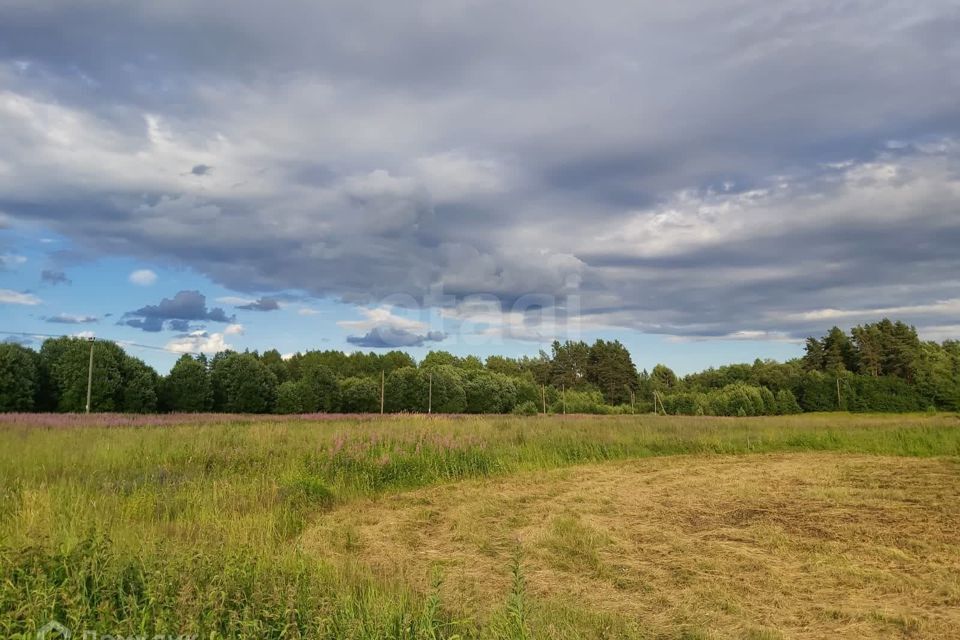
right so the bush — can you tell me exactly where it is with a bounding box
[161,354,210,412]
[210,353,278,413]
[847,375,924,412]
[339,377,380,413]
[0,343,39,412]
[275,380,311,414]
[662,392,702,416]
[797,371,838,412]
[385,366,468,413]
[422,365,467,413]
[302,364,340,412]
[464,371,518,413]
[385,367,424,412]
[552,390,609,414]
[512,400,539,416]
[717,383,766,416]
[608,403,638,415]
[775,389,802,415]
[660,384,785,416]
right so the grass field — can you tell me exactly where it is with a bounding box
[1,413,958,639]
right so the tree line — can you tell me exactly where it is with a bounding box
[0,318,957,414]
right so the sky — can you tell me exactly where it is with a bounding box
[1,0,959,374]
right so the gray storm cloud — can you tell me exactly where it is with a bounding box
[237,297,281,312]
[122,290,235,332]
[0,1,959,340]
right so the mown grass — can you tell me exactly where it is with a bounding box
[0,413,958,638]
[311,453,959,638]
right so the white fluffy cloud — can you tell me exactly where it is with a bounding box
[338,305,447,348]
[0,289,41,305]
[216,296,254,306]
[165,330,233,354]
[128,269,158,286]
[337,306,429,333]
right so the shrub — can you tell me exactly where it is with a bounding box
[775,389,802,414]
[847,375,924,412]
[423,365,467,413]
[552,390,609,414]
[512,400,539,416]
[339,376,380,413]
[302,364,340,412]
[0,343,38,411]
[210,352,278,413]
[275,379,311,414]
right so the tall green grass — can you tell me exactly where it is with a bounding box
[1,413,957,638]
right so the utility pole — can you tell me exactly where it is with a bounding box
[541,384,546,414]
[836,377,841,410]
[380,370,385,415]
[562,384,566,415]
[85,337,95,414]
[428,372,433,414]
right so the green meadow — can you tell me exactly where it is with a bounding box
[2,413,958,639]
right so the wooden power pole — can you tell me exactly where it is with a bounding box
[380,370,385,415]
[85,338,95,414]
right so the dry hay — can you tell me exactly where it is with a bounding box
[301,453,960,638]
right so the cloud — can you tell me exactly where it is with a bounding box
[216,296,255,306]
[218,295,282,311]
[128,269,157,286]
[2,335,34,346]
[347,327,447,348]
[40,269,70,285]
[224,323,244,335]
[72,330,96,339]
[122,317,165,332]
[439,298,578,344]
[236,297,280,311]
[166,319,192,332]
[413,152,506,203]
[297,307,321,316]
[337,306,429,334]
[0,253,26,268]
[340,305,447,347]
[1,1,959,343]
[0,289,41,305]
[122,290,234,332]
[44,313,98,324]
[165,330,233,354]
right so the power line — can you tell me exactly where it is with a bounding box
[118,340,203,357]
[0,330,202,356]
[0,330,73,339]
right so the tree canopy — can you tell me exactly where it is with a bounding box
[1,318,957,415]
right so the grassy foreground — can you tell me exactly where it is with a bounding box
[1,413,958,638]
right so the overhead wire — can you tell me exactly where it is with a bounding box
[0,330,203,356]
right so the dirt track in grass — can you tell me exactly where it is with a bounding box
[302,453,960,639]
